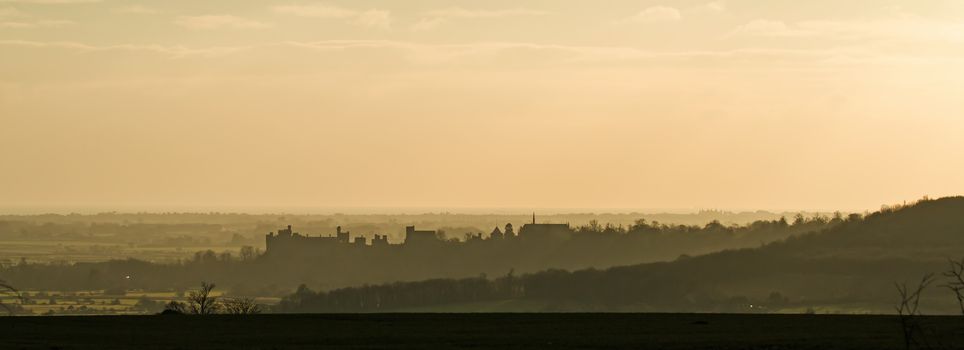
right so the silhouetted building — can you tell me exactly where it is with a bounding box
[519,223,571,240]
[490,227,504,240]
[265,225,339,254]
[266,224,441,255]
[372,234,389,246]
[264,219,574,257]
[404,226,438,245]
[337,226,350,243]
[353,236,367,247]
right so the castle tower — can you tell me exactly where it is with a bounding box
[337,226,350,243]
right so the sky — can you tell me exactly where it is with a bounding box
[1,0,963,213]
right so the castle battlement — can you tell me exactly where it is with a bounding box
[264,218,572,256]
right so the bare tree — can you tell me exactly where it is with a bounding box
[187,282,221,315]
[895,274,935,350]
[0,279,22,315]
[162,300,186,314]
[222,297,262,315]
[942,257,964,315]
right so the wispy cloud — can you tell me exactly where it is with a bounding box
[271,3,392,29]
[618,6,682,24]
[0,39,255,58]
[704,1,726,12]
[112,5,159,15]
[0,38,785,63]
[355,9,391,29]
[0,6,73,28]
[175,15,270,30]
[277,40,883,67]
[422,8,549,19]
[0,7,24,17]
[272,3,355,18]
[730,16,964,42]
[4,38,959,68]
[412,7,548,31]
[0,19,71,27]
[411,18,444,32]
[731,20,809,37]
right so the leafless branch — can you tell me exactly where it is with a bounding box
[222,297,262,315]
[895,273,935,350]
[0,279,23,316]
[187,281,221,315]
[941,257,964,315]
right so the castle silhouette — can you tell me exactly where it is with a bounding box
[264,214,570,256]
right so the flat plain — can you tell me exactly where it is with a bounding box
[2,313,964,350]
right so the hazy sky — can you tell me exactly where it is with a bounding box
[1,0,963,212]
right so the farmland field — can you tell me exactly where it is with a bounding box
[0,240,243,265]
[2,313,964,349]
[0,290,280,316]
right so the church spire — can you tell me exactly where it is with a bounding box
[532,212,536,225]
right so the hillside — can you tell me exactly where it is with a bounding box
[769,196,964,260]
[0,211,831,293]
[278,197,964,314]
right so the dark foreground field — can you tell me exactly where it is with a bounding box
[2,313,964,350]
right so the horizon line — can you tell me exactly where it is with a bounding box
[0,204,879,216]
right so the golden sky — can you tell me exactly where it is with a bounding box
[1,0,963,212]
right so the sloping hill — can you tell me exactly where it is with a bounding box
[768,196,964,260]
[278,197,964,314]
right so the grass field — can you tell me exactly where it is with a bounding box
[0,240,242,264]
[2,313,964,349]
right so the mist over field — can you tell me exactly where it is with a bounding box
[0,197,960,318]
[0,209,820,313]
